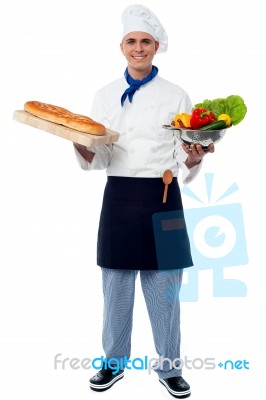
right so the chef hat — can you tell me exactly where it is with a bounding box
[121,4,168,53]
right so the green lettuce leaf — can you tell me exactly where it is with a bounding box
[225,95,247,125]
[194,95,247,125]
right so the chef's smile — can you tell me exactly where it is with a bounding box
[133,56,147,60]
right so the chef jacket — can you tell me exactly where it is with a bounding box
[74,74,202,184]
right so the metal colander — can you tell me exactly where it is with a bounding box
[162,125,227,149]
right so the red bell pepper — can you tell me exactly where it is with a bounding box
[190,108,216,129]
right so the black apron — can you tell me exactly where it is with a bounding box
[97,176,193,270]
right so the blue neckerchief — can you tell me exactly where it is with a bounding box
[121,65,158,107]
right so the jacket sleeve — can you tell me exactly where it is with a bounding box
[73,91,113,171]
[174,92,203,184]
[73,143,113,171]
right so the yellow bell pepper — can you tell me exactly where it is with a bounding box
[218,114,232,127]
[173,113,191,128]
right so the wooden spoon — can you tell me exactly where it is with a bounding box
[162,169,173,203]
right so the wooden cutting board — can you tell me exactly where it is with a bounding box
[13,110,120,147]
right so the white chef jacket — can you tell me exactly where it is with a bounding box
[74,74,202,184]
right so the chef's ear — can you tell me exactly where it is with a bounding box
[120,42,125,56]
[155,41,160,53]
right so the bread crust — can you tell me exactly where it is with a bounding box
[24,101,106,135]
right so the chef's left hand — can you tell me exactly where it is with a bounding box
[182,143,215,168]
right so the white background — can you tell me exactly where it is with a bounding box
[0,0,265,399]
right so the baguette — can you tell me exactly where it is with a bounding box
[24,101,106,135]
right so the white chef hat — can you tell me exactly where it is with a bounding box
[121,4,168,54]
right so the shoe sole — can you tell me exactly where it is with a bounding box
[159,378,191,398]
[90,372,124,392]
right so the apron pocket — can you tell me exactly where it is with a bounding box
[152,210,193,270]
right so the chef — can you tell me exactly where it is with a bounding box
[74,4,214,398]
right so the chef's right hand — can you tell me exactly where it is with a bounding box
[74,143,95,163]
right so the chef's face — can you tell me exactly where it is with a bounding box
[120,32,159,78]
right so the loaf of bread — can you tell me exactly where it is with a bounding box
[24,101,106,135]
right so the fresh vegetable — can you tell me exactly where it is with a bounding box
[218,113,231,127]
[173,113,191,128]
[194,95,247,125]
[199,120,227,131]
[190,108,216,129]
